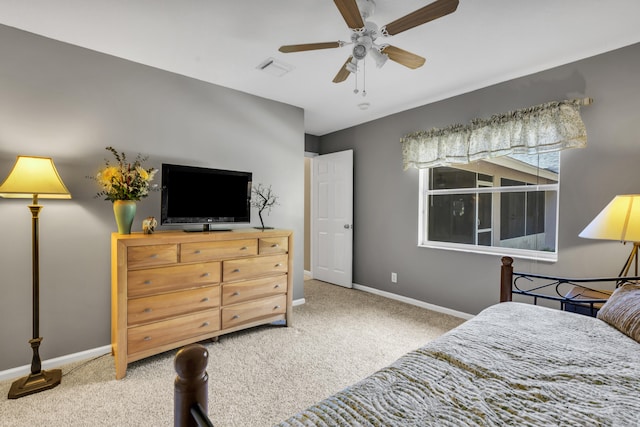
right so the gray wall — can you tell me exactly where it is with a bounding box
[304,134,320,154]
[0,25,305,371]
[319,42,640,315]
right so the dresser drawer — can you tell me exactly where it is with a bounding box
[181,239,257,263]
[127,309,220,355]
[259,237,288,255]
[128,262,221,298]
[222,294,286,329]
[128,286,220,326]
[128,244,178,269]
[222,275,287,305]
[222,254,288,282]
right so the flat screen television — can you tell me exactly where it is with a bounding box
[161,163,252,229]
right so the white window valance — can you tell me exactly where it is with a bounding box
[401,98,592,170]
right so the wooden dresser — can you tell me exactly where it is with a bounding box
[111,229,293,379]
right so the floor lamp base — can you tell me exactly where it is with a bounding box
[8,368,62,399]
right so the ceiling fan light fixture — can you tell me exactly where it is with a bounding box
[352,44,368,60]
[353,34,373,60]
[369,47,388,68]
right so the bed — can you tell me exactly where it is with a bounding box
[274,257,640,426]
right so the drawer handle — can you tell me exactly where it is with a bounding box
[232,268,240,273]
[274,284,280,289]
[232,291,240,296]
[201,297,209,302]
[240,246,248,251]
[150,254,158,259]
[202,272,210,277]
[194,250,201,254]
[143,308,153,313]
[232,315,240,320]
[271,243,279,248]
[144,280,153,285]
[143,336,152,341]
[202,322,210,327]
[274,305,281,309]
[275,263,283,267]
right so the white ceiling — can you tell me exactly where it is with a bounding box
[1,1,639,136]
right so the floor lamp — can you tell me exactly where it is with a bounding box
[0,155,71,399]
[579,194,640,278]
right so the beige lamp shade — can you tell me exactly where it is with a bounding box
[579,195,640,243]
[0,155,71,199]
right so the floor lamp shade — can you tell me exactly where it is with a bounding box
[579,195,640,242]
[0,155,71,199]
[0,155,71,399]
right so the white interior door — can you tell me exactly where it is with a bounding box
[312,149,353,288]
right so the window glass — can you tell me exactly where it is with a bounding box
[429,167,476,190]
[419,152,559,261]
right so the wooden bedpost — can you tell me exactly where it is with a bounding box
[500,256,514,302]
[174,344,210,427]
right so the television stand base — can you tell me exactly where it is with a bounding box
[184,224,231,232]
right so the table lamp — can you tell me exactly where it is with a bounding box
[0,155,71,399]
[579,194,640,277]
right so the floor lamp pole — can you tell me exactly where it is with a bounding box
[8,197,62,399]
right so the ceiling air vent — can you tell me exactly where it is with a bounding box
[257,57,294,77]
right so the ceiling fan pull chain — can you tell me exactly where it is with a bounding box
[354,64,359,94]
[362,59,367,97]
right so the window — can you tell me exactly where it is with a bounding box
[419,152,559,261]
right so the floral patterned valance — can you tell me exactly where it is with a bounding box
[401,98,592,170]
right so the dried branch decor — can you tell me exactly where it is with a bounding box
[251,183,279,230]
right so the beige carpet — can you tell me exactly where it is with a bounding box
[0,280,465,426]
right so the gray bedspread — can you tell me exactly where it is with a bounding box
[277,302,640,426]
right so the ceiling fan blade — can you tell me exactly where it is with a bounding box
[383,0,459,36]
[279,42,343,53]
[333,56,354,83]
[333,0,365,29]
[381,45,426,69]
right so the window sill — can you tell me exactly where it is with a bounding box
[418,241,558,263]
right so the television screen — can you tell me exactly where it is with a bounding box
[161,163,252,226]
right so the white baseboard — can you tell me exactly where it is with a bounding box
[293,297,305,306]
[0,345,112,382]
[353,283,474,320]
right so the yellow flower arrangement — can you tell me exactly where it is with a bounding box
[93,146,157,201]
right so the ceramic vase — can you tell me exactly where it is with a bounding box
[113,200,137,234]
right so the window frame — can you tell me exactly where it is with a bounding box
[417,157,560,262]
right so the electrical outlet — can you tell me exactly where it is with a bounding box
[391,272,397,283]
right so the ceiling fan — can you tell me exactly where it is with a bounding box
[278,0,459,84]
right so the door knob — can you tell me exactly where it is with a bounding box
[344,224,352,229]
